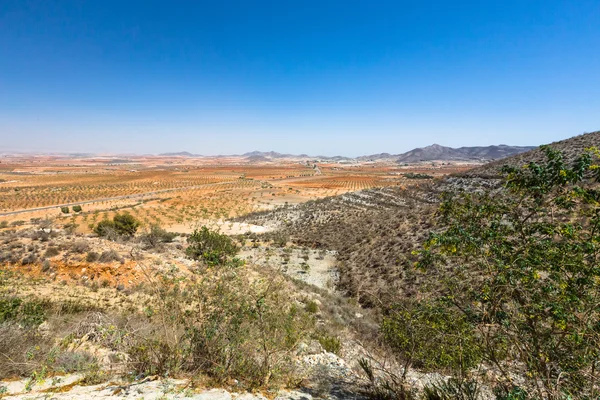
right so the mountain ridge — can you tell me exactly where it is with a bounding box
[158,144,535,162]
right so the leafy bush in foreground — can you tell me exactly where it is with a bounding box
[418,146,600,398]
[382,300,481,378]
[128,266,313,388]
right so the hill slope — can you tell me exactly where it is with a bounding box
[395,144,535,163]
[239,131,599,307]
[466,130,600,177]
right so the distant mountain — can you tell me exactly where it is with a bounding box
[356,153,393,161]
[242,151,291,158]
[246,155,271,163]
[155,144,534,162]
[316,155,352,161]
[242,151,349,161]
[394,144,535,163]
[158,151,199,157]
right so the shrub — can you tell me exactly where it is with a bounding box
[126,269,314,389]
[0,297,47,327]
[98,250,121,263]
[271,231,289,247]
[70,240,90,254]
[358,357,417,400]
[94,214,140,239]
[140,225,176,248]
[423,378,481,400]
[85,252,99,262]
[54,351,98,374]
[305,300,319,313]
[93,220,117,238]
[186,226,238,265]
[21,253,38,265]
[72,205,82,213]
[419,146,600,398]
[184,272,313,387]
[112,213,139,237]
[317,333,341,355]
[63,222,79,235]
[0,325,54,378]
[61,206,70,214]
[30,230,50,242]
[493,386,529,400]
[403,173,433,179]
[44,247,60,258]
[382,300,481,378]
[41,260,52,272]
[0,221,8,229]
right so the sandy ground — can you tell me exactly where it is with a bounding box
[166,220,272,235]
[0,374,306,399]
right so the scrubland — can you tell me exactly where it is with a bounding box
[3,139,600,399]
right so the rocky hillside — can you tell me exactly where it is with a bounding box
[236,184,441,307]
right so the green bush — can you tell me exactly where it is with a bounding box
[186,226,238,265]
[317,333,341,355]
[60,206,70,214]
[94,213,140,238]
[423,378,481,400]
[0,297,47,327]
[184,271,313,387]
[305,300,319,313]
[93,219,116,237]
[125,269,314,389]
[72,205,82,213]
[419,146,600,398]
[382,300,481,376]
[112,213,139,237]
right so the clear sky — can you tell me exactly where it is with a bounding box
[1,1,599,156]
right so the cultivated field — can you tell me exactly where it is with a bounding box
[0,154,472,233]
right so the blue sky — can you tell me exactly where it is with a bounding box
[0,0,599,156]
